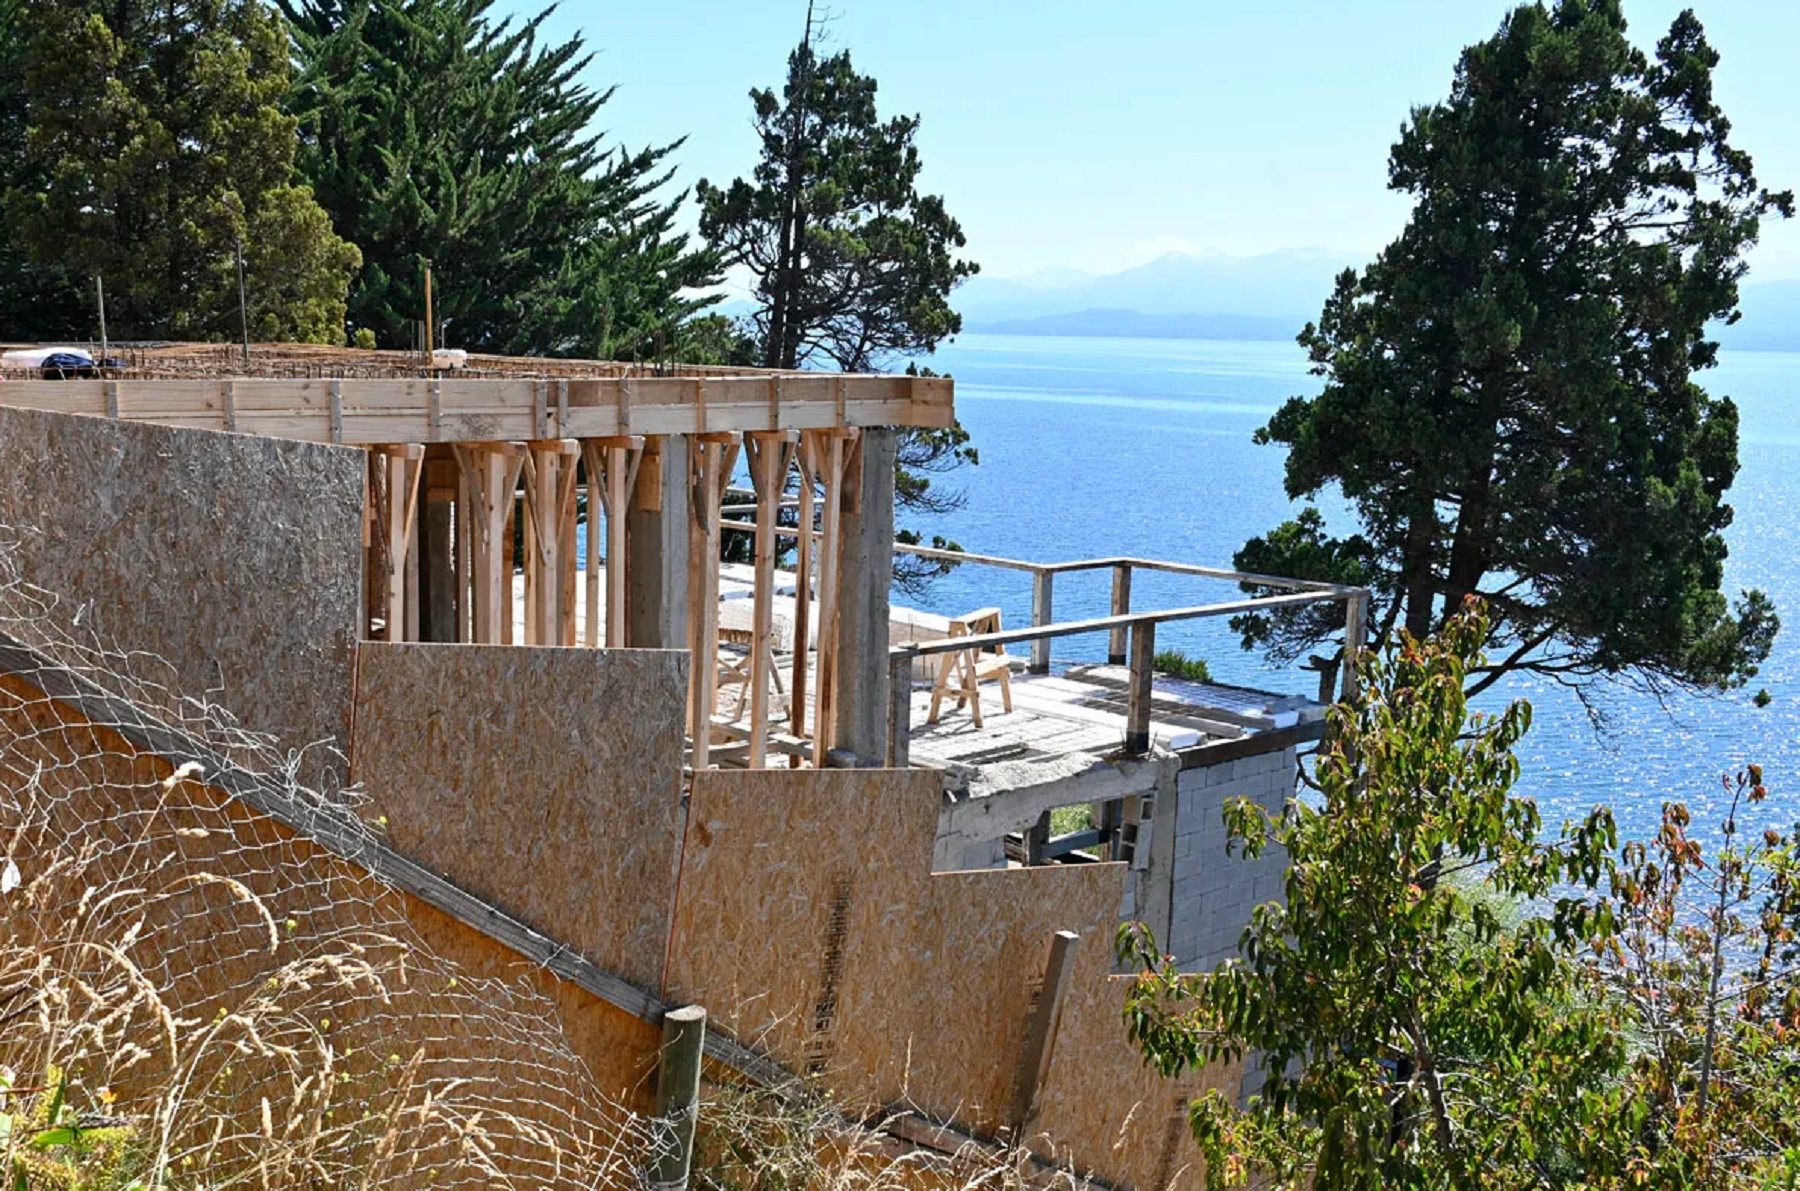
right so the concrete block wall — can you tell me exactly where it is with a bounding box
[1166,747,1296,971]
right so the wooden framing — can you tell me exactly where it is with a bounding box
[580,436,646,648]
[451,443,525,644]
[520,439,578,646]
[743,430,798,768]
[686,433,740,770]
[802,428,857,760]
[0,374,953,444]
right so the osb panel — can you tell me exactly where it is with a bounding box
[0,406,364,775]
[878,863,1126,1138]
[1031,969,1241,1191]
[402,893,661,1113]
[667,768,941,1103]
[351,642,688,992]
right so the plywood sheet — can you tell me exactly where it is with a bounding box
[879,863,1125,1138]
[351,642,688,992]
[0,406,364,778]
[667,768,940,1102]
[1030,971,1239,1191]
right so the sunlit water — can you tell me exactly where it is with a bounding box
[910,333,1800,848]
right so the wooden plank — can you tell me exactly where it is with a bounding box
[745,431,797,768]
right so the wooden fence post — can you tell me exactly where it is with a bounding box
[1126,620,1156,754]
[1108,564,1133,665]
[651,1004,707,1191]
[1030,571,1054,674]
[1010,930,1079,1136]
[1341,590,1369,701]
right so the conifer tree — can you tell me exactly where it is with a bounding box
[0,0,89,342]
[696,10,979,586]
[283,0,719,356]
[1234,0,1791,700]
[5,0,360,342]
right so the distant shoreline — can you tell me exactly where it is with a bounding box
[961,306,1800,352]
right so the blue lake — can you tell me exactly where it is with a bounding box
[910,333,1800,847]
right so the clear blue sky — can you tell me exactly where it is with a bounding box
[516,0,1800,281]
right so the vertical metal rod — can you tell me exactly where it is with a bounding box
[423,264,435,357]
[1030,571,1054,674]
[95,275,108,369]
[235,238,250,365]
[650,1005,706,1191]
[1108,564,1133,665]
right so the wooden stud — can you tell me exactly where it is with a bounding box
[329,380,343,444]
[790,439,818,764]
[809,430,850,758]
[745,430,798,768]
[619,374,632,435]
[429,378,442,439]
[222,380,236,432]
[686,432,738,769]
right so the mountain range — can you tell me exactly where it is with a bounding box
[954,251,1800,351]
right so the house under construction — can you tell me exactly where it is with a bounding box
[0,343,1367,1189]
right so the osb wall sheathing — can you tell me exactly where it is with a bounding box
[0,671,654,1187]
[666,768,940,1095]
[886,864,1124,1139]
[0,406,364,778]
[1031,973,1240,1191]
[350,642,689,992]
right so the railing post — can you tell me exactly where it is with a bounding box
[1341,590,1369,701]
[888,650,913,768]
[1030,570,1054,674]
[1125,620,1155,754]
[1107,564,1132,665]
[651,1004,706,1191]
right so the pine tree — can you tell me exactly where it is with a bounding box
[5,0,360,342]
[282,0,719,356]
[1234,0,1791,699]
[696,10,979,588]
[0,0,90,343]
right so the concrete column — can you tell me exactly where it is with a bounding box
[626,434,691,650]
[831,427,896,765]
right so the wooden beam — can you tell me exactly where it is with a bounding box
[1009,930,1079,1136]
[582,436,646,649]
[0,374,954,443]
[452,443,523,644]
[806,429,855,759]
[790,441,818,765]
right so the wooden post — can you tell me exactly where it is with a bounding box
[453,443,523,644]
[559,450,579,646]
[626,436,691,652]
[1108,564,1133,665]
[888,650,912,768]
[1342,589,1369,701]
[790,442,818,764]
[1030,570,1054,674]
[381,445,423,642]
[808,429,853,759]
[745,430,797,768]
[651,1004,706,1191]
[1010,930,1079,1135]
[687,433,739,769]
[420,452,458,642]
[831,427,894,765]
[582,436,646,648]
[1126,619,1155,754]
